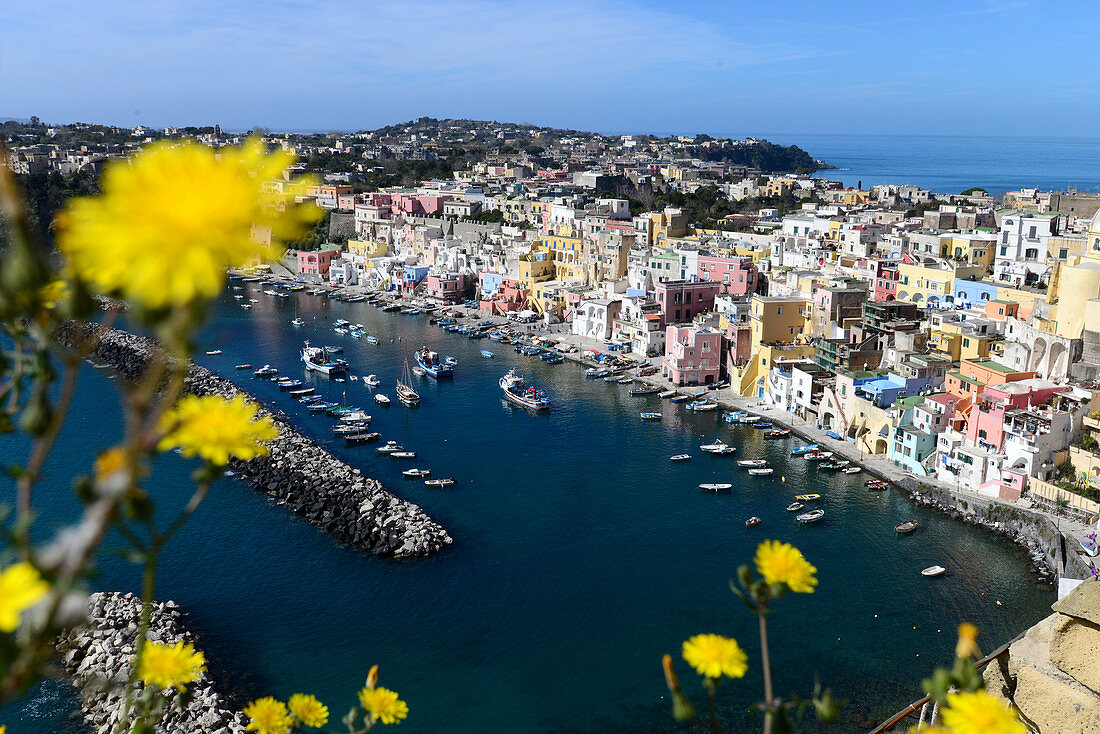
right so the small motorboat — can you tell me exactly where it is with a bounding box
[785,502,805,512]
[481,350,494,358]
[752,421,773,428]
[699,483,732,493]
[670,454,691,462]
[748,468,774,476]
[921,565,947,577]
[403,468,431,478]
[235,364,252,370]
[365,336,380,345]
[254,365,278,377]
[790,445,819,456]
[289,388,314,397]
[425,478,457,488]
[603,374,621,383]
[376,442,403,454]
[658,390,676,399]
[737,459,767,468]
[390,451,417,459]
[307,401,339,412]
[688,401,718,412]
[745,517,762,528]
[374,393,391,406]
[895,520,919,534]
[205,350,222,356]
[669,394,693,403]
[794,494,820,501]
[630,385,661,396]
[344,431,381,445]
[618,376,634,384]
[797,509,825,524]
[277,379,303,391]
[700,440,729,453]
[866,481,888,490]
[842,467,862,474]
[764,429,791,439]
[364,374,381,387]
[640,412,662,420]
[290,318,304,327]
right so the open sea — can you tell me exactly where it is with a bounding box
[2,291,1055,732]
[763,133,1100,195]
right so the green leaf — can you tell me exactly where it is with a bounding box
[671,690,696,722]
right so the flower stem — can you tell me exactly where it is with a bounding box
[759,611,774,734]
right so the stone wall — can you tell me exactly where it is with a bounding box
[56,321,453,557]
[984,581,1100,733]
[59,592,246,734]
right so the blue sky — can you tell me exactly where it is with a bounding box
[3,1,1098,137]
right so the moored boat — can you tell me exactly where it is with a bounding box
[235,364,252,370]
[895,520,919,534]
[670,454,691,461]
[797,509,825,524]
[403,468,431,478]
[658,390,677,399]
[688,400,718,412]
[745,517,762,527]
[748,467,774,476]
[425,478,457,488]
[640,412,662,420]
[921,565,947,577]
[499,369,550,410]
[629,385,661,396]
[390,451,417,459]
[737,459,768,468]
[699,483,732,493]
[376,441,403,454]
[785,502,804,512]
[842,467,862,474]
[374,393,391,406]
[700,440,728,453]
[205,350,222,355]
[396,360,421,407]
[764,429,791,438]
[363,374,381,387]
[301,341,348,375]
[794,494,821,501]
[790,445,819,456]
[254,365,278,377]
[415,347,455,378]
[481,350,494,358]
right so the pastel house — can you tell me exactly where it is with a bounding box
[663,325,722,385]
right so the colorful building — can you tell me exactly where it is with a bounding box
[663,325,722,385]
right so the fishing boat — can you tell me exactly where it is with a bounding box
[700,440,729,453]
[745,517,762,527]
[794,494,821,501]
[235,364,252,370]
[376,442,403,454]
[804,451,832,462]
[790,445,819,456]
[785,502,804,512]
[543,354,564,364]
[499,369,550,410]
[842,467,862,474]
[658,390,677,399]
[921,565,947,577]
[481,350,494,358]
[344,431,381,445]
[748,467,774,476]
[670,454,692,461]
[585,368,609,378]
[365,336,380,345]
[630,385,661,396]
[301,342,348,375]
[253,365,278,377]
[895,520,919,534]
[425,478,456,488]
[688,400,719,412]
[374,393,391,405]
[205,350,222,355]
[737,459,768,467]
[290,318,304,327]
[640,412,662,420]
[415,347,455,378]
[797,509,825,524]
[403,468,431,478]
[363,374,381,387]
[396,360,421,407]
[699,483,732,493]
[669,394,693,403]
[764,429,791,438]
[390,451,417,459]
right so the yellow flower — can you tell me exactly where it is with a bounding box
[955,622,979,659]
[1,723,6,733]
[753,539,818,593]
[57,138,319,309]
[287,693,328,728]
[243,696,293,734]
[39,279,69,309]
[357,686,409,725]
[0,561,50,632]
[135,639,205,690]
[157,394,278,465]
[681,634,748,679]
[940,690,1026,734]
[94,447,130,481]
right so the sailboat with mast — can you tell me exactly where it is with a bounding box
[396,358,421,407]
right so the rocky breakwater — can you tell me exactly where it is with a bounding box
[56,321,452,557]
[984,581,1100,732]
[59,592,247,734]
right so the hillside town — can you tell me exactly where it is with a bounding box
[8,119,1100,521]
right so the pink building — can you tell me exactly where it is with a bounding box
[965,381,1063,449]
[873,261,899,302]
[654,279,719,325]
[296,248,341,278]
[424,271,468,303]
[391,193,451,216]
[696,255,760,296]
[663,325,722,386]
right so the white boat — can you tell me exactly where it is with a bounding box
[640,412,662,420]
[481,350,494,358]
[374,393,391,405]
[339,410,371,423]
[425,478,456,488]
[364,374,381,387]
[737,459,768,467]
[403,468,431,478]
[290,318,304,327]
[843,467,862,474]
[390,451,417,459]
[301,341,347,375]
[700,440,728,453]
[797,509,825,524]
[688,401,719,412]
[748,467,774,476]
[921,565,947,577]
[658,390,677,399]
[376,442,403,454]
[396,360,420,406]
[785,502,804,512]
[500,369,550,410]
[699,483,732,492]
[205,350,222,355]
[670,454,691,461]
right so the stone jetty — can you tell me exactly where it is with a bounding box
[59,592,247,734]
[56,321,452,557]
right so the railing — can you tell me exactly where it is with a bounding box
[868,631,1026,733]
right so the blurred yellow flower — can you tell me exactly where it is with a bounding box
[57,138,319,309]
[754,539,818,593]
[940,690,1025,734]
[136,639,205,690]
[0,561,50,632]
[157,394,278,465]
[243,696,293,734]
[287,693,328,728]
[94,447,129,481]
[955,622,979,659]
[358,686,409,725]
[681,634,748,679]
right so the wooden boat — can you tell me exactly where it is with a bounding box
[794,494,820,501]
[396,359,421,407]
[748,467,774,476]
[403,469,431,478]
[737,459,768,467]
[640,412,662,420]
[288,388,314,397]
[425,478,457,488]
[670,454,691,462]
[699,483,732,493]
[617,376,634,384]
[895,520,919,534]
[785,502,804,512]
[745,517,762,527]
[796,509,825,524]
[669,394,693,403]
[921,565,947,577]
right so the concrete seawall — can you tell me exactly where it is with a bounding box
[57,321,452,558]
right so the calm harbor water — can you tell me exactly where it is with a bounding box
[765,133,1100,195]
[4,290,1055,732]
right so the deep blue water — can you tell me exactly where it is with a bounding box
[3,290,1055,732]
[764,133,1100,195]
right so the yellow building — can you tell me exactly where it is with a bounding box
[939,233,996,269]
[518,250,554,290]
[733,296,813,396]
[347,239,388,257]
[929,323,996,362]
[897,262,984,307]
